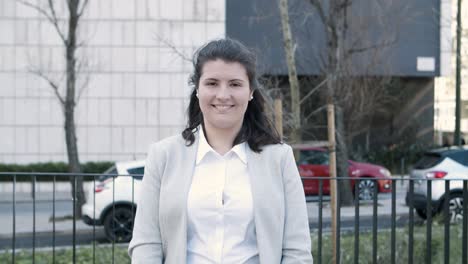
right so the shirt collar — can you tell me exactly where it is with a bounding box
[196,127,248,165]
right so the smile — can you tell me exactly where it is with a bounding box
[212,104,234,111]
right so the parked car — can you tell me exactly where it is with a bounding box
[296,147,392,200]
[81,160,145,242]
[405,147,468,221]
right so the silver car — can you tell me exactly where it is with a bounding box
[405,147,468,222]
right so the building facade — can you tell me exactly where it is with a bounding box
[0,0,460,164]
[434,0,468,145]
[0,0,224,163]
[226,0,452,148]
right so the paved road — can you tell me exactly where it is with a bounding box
[0,214,420,250]
[0,181,413,249]
[0,200,93,236]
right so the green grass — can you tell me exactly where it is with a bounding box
[0,244,130,264]
[312,223,466,263]
[1,223,466,263]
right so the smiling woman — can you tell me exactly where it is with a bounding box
[196,59,253,154]
[128,38,313,263]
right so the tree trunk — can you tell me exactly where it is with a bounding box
[279,0,302,148]
[65,0,84,218]
[325,0,354,207]
[65,106,84,218]
[335,105,353,206]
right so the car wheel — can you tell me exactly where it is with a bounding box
[358,179,375,201]
[103,206,135,243]
[448,193,463,224]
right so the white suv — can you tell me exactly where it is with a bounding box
[82,160,145,242]
[405,147,468,222]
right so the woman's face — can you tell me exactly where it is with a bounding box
[197,59,253,133]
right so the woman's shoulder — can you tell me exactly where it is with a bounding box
[259,142,292,154]
[148,134,186,153]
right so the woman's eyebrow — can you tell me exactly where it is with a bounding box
[229,79,245,82]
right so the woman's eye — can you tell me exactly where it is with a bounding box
[230,83,241,87]
[206,82,217,86]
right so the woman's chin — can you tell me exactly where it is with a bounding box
[206,119,242,131]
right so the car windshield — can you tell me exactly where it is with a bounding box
[127,167,145,180]
[413,153,443,169]
[447,151,468,166]
[299,150,329,165]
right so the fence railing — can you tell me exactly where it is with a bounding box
[0,172,467,263]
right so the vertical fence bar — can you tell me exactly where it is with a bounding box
[12,174,16,264]
[354,179,359,264]
[426,180,432,264]
[318,179,323,264]
[32,175,36,264]
[53,175,56,264]
[443,180,450,264]
[463,180,467,264]
[391,179,396,264]
[73,176,77,264]
[408,180,414,264]
[336,178,340,264]
[400,158,405,175]
[372,179,378,264]
[93,177,96,264]
[132,176,135,239]
[112,175,116,264]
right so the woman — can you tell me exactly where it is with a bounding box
[128,38,312,263]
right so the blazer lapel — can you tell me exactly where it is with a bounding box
[178,131,199,263]
[246,148,269,264]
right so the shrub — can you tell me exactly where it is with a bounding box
[0,162,114,181]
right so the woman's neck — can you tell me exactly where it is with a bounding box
[202,123,241,155]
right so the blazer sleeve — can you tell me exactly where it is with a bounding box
[128,143,164,264]
[281,145,313,263]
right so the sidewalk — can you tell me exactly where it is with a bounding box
[0,182,94,202]
[0,192,71,203]
[306,192,409,224]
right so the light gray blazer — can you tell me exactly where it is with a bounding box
[128,132,313,263]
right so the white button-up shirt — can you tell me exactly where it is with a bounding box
[186,129,259,264]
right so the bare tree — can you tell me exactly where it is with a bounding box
[274,0,406,205]
[19,0,90,217]
[279,0,301,148]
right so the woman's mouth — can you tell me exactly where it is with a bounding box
[212,104,234,111]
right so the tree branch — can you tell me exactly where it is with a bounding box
[29,67,65,105]
[307,0,328,27]
[304,104,327,122]
[347,37,397,55]
[17,0,67,45]
[75,57,90,104]
[76,74,90,104]
[299,77,328,105]
[154,34,192,62]
[77,0,89,19]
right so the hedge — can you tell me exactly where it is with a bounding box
[0,162,114,181]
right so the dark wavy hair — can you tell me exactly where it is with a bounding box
[181,38,281,152]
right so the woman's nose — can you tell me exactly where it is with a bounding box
[216,84,230,99]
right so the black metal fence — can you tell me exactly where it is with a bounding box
[0,172,467,263]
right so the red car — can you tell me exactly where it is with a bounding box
[296,147,392,200]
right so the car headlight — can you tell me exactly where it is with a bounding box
[379,168,391,177]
